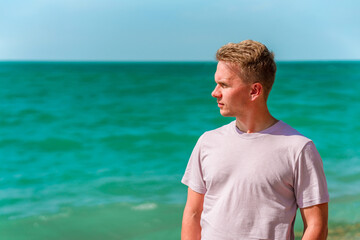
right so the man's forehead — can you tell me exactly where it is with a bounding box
[215,62,239,80]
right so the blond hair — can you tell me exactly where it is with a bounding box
[216,40,277,98]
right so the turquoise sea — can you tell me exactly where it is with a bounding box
[0,61,359,239]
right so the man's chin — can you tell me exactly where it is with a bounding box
[219,110,233,117]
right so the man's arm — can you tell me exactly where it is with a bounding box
[300,202,328,240]
[181,187,205,240]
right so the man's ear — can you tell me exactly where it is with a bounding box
[250,83,262,101]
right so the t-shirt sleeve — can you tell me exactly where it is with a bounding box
[294,141,329,208]
[181,134,207,194]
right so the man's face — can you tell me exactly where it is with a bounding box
[212,61,252,117]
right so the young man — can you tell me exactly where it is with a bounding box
[181,40,329,240]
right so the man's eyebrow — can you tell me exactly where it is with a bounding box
[215,78,230,84]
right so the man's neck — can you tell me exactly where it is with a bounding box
[235,108,277,133]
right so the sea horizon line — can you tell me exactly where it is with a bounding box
[0,59,359,64]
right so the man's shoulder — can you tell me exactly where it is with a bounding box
[195,121,235,144]
[275,121,313,147]
[202,121,235,137]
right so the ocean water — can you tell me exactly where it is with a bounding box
[0,61,359,239]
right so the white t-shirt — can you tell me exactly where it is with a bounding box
[181,120,329,240]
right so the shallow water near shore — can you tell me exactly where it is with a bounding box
[1,61,359,238]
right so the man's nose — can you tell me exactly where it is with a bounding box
[211,85,221,98]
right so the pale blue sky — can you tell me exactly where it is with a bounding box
[0,0,359,61]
